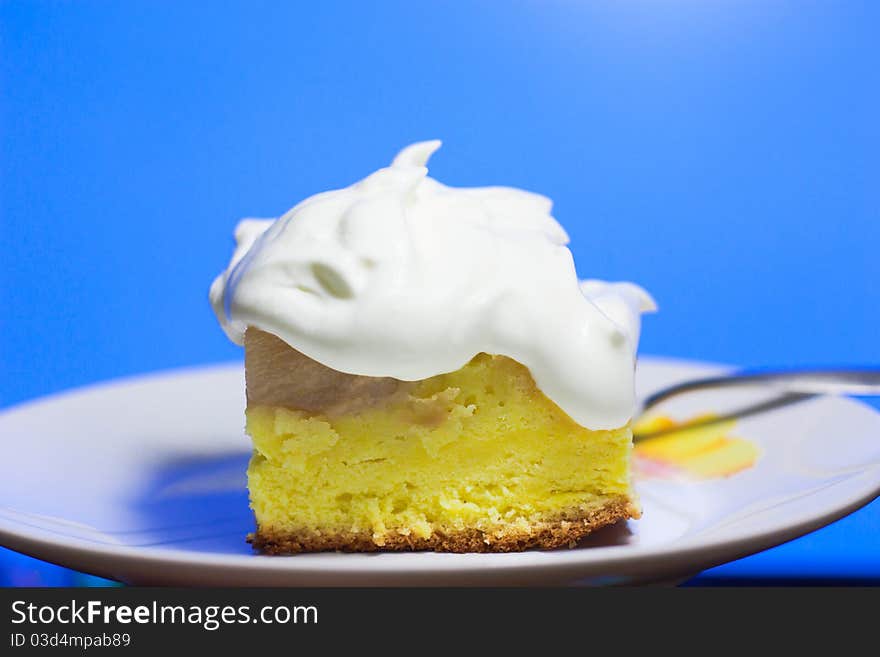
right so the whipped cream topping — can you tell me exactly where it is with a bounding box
[210,141,655,429]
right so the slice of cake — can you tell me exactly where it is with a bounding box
[210,141,655,553]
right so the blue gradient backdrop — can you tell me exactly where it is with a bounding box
[1,1,878,584]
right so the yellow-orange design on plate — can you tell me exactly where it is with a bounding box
[633,413,760,479]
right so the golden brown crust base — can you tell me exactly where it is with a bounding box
[248,499,640,554]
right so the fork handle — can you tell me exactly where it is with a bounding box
[639,368,880,415]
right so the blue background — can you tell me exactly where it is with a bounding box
[1,1,878,585]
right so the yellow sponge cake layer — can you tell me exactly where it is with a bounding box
[244,330,639,553]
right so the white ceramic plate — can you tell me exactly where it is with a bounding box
[1,357,878,586]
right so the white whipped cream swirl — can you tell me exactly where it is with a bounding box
[210,141,655,429]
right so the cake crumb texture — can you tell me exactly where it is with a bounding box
[245,330,639,554]
[249,499,638,554]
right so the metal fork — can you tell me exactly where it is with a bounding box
[633,368,880,442]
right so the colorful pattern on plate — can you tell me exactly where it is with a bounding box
[634,414,760,480]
